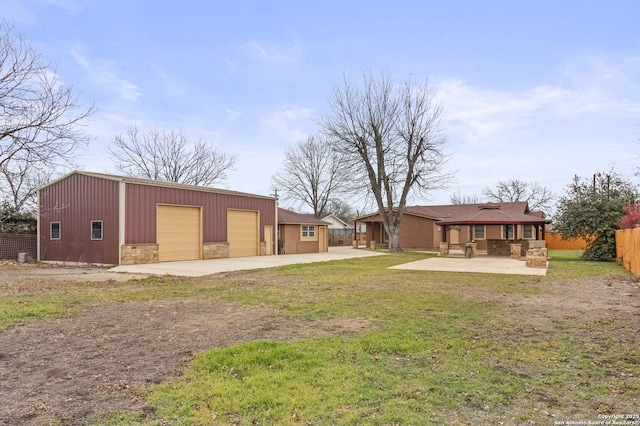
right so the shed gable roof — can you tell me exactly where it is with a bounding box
[278,208,330,225]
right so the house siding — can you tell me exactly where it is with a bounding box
[279,223,325,254]
[365,215,438,249]
[39,173,120,264]
[124,183,275,245]
[398,215,436,249]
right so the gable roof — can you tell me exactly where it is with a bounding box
[435,202,547,225]
[355,202,548,225]
[278,208,330,225]
[321,213,350,228]
[38,170,275,200]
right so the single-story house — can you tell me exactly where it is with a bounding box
[355,202,549,252]
[277,208,329,254]
[37,171,277,265]
[321,213,354,246]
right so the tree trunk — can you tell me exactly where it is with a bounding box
[387,224,403,252]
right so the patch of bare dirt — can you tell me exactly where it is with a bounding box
[0,298,365,426]
[0,262,369,425]
[456,275,640,330]
[0,260,145,289]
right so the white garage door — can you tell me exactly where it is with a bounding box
[228,210,259,257]
[157,205,201,262]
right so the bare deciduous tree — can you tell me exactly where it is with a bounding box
[325,199,355,223]
[272,134,348,218]
[0,162,56,211]
[0,21,93,208]
[109,126,237,187]
[482,179,555,214]
[449,191,484,205]
[321,72,452,252]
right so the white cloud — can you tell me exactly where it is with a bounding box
[260,106,315,144]
[70,48,142,102]
[37,0,83,13]
[427,52,640,204]
[437,54,640,147]
[241,37,303,64]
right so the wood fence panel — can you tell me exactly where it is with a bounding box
[615,228,640,278]
[545,232,589,250]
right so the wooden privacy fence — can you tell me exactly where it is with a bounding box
[615,228,640,278]
[545,232,589,250]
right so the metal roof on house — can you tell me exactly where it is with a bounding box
[38,170,275,200]
[355,202,548,225]
[278,208,331,225]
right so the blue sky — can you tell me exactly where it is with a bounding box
[4,0,640,209]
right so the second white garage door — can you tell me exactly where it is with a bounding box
[228,210,259,257]
[157,205,201,262]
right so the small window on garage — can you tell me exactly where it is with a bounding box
[301,225,316,239]
[91,220,103,240]
[51,222,61,240]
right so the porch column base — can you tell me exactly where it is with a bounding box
[510,243,522,259]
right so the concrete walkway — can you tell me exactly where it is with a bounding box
[110,246,386,277]
[389,252,548,276]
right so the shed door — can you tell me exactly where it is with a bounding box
[157,205,201,262]
[228,210,259,257]
[319,226,327,252]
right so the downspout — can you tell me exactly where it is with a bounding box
[36,189,41,261]
[118,181,126,265]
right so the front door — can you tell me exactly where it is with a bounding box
[450,228,459,245]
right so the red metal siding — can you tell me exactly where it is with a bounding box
[124,183,275,245]
[39,174,120,264]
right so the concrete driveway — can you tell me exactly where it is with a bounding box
[110,246,386,277]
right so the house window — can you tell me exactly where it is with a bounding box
[523,224,533,239]
[474,225,485,240]
[503,225,513,239]
[51,222,61,240]
[91,220,103,240]
[301,225,316,238]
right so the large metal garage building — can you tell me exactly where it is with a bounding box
[37,171,277,265]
